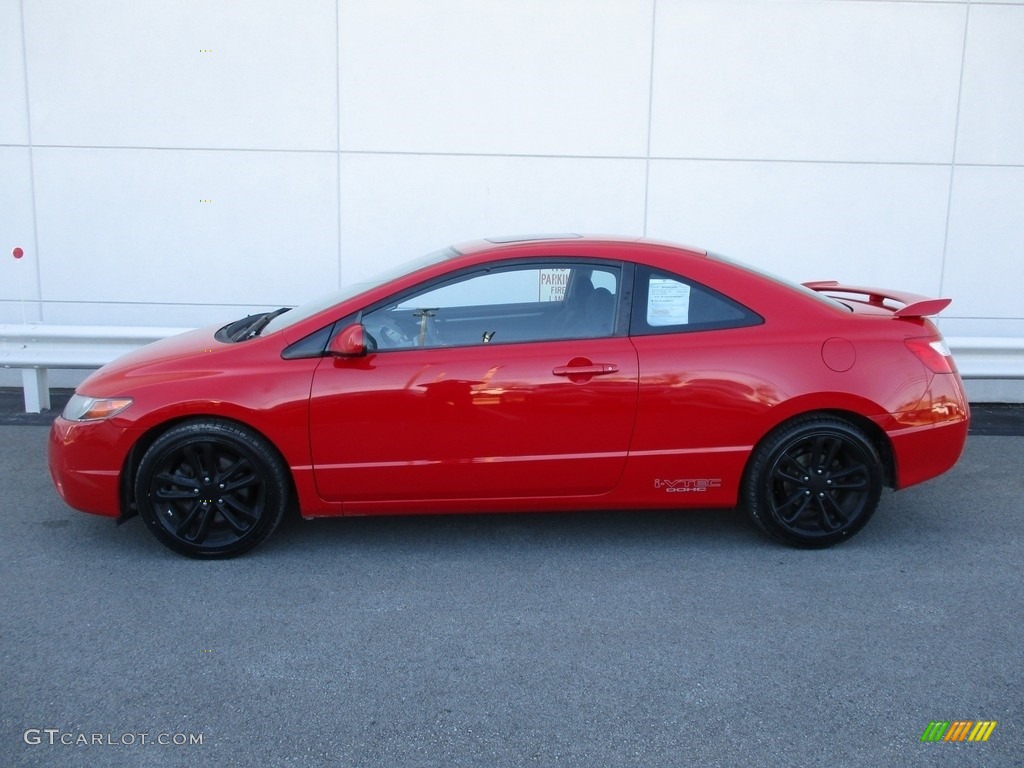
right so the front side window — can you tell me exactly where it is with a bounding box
[363,262,622,350]
[631,267,761,335]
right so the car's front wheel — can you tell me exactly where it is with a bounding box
[743,416,883,547]
[134,420,289,558]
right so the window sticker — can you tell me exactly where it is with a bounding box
[648,278,690,326]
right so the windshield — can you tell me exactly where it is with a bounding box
[263,246,459,334]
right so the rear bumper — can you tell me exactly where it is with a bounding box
[887,373,970,490]
[889,417,969,489]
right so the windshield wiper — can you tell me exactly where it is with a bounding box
[241,307,291,340]
[223,308,291,342]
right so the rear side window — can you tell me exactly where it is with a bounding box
[630,266,761,335]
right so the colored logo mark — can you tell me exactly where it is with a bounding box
[920,720,997,742]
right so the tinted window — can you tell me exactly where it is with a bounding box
[630,267,761,335]
[363,262,622,350]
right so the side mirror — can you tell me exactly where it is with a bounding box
[328,323,368,357]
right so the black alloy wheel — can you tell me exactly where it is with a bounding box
[744,416,883,547]
[134,420,289,558]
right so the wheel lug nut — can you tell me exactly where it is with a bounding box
[219,484,225,490]
[818,492,825,498]
[805,490,811,496]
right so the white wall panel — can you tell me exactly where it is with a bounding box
[3,0,1024,399]
[338,154,647,284]
[646,159,951,295]
[0,0,29,145]
[24,0,337,150]
[0,148,38,312]
[956,4,1024,165]
[39,301,262,329]
[32,148,338,321]
[651,0,965,163]
[943,166,1024,322]
[339,0,652,156]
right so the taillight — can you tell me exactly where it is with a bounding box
[905,336,955,374]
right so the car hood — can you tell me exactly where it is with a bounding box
[76,325,251,397]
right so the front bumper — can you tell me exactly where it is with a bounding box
[48,417,140,518]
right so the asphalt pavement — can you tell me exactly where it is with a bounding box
[0,398,1022,767]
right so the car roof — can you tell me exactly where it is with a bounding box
[452,234,708,258]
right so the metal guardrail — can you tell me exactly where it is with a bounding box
[0,324,192,412]
[946,337,1024,381]
[1,324,1023,413]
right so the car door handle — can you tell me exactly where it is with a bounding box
[552,363,619,376]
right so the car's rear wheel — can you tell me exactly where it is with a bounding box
[134,420,288,558]
[744,416,883,547]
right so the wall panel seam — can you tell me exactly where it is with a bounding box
[940,4,973,297]
[17,0,42,322]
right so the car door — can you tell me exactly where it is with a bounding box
[309,260,639,504]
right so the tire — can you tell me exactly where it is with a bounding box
[134,420,289,558]
[743,416,883,548]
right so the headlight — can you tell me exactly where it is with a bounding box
[62,394,134,422]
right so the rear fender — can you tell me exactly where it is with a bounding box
[750,395,897,487]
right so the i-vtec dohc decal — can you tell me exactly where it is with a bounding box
[654,478,722,493]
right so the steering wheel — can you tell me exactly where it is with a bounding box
[365,317,412,349]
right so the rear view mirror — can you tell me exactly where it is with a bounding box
[328,323,368,357]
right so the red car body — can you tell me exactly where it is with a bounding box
[48,236,968,556]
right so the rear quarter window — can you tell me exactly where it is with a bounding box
[630,267,762,335]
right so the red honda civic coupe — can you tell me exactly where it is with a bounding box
[49,235,968,557]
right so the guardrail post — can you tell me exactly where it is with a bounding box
[22,368,50,413]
